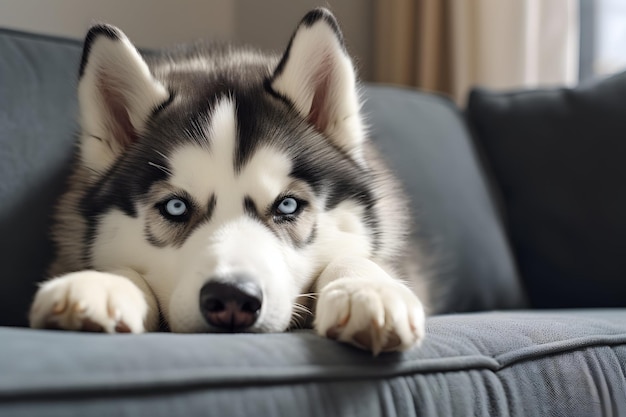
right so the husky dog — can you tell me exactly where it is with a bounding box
[28,8,428,354]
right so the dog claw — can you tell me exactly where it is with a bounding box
[114,320,131,333]
[44,320,62,330]
[326,325,341,339]
[80,318,104,332]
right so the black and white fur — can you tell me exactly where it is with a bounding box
[29,9,428,355]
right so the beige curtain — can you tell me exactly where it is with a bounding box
[374,0,579,105]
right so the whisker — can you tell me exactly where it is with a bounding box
[296,293,318,300]
[148,161,173,176]
[155,150,172,162]
[289,300,315,330]
[84,166,100,176]
[292,303,312,316]
[292,310,307,320]
[289,311,304,330]
[294,316,307,329]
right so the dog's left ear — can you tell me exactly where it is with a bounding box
[77,24,170,172]
[269,8,365,162]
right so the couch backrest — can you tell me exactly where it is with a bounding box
[0,29,81,326]
[362,87,527,313]
[0,29,526,326]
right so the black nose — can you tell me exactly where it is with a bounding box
[199,276,263,332]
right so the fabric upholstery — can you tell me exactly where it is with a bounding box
[2,310,625,416]
[363,87,526,313]
[468,73,626,308]
[0,29,80,325]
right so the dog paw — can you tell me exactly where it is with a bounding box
[314,277,425,355]
[29,271,148,333]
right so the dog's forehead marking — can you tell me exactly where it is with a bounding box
[240,147,293,200]
[210,97,238,173]
[167,99,235,207]
[168,98,293,213]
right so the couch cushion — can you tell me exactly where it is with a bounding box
[1,310,625,416]
[363,86,526,313]
[0,29,80,326]
[467,72,626,308]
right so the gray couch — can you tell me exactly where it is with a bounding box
[1,28,625,417]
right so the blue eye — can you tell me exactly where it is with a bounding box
[277,197,298,215]
[165,198,187,217]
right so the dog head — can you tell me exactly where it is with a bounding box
[76,9,376,333]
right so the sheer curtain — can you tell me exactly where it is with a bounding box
[374,0,579,104]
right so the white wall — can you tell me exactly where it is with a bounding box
[0,0,235,47]
[0,0,373,79]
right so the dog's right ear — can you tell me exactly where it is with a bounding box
[78,24,169,172]
[269,9,365,165]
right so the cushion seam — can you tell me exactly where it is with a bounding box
[495,334,626,369]
[2,336,625,400]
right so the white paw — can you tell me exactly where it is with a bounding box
[29,271,148,333]
[314,277,425,355]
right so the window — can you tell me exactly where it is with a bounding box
[579,0,626,81]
